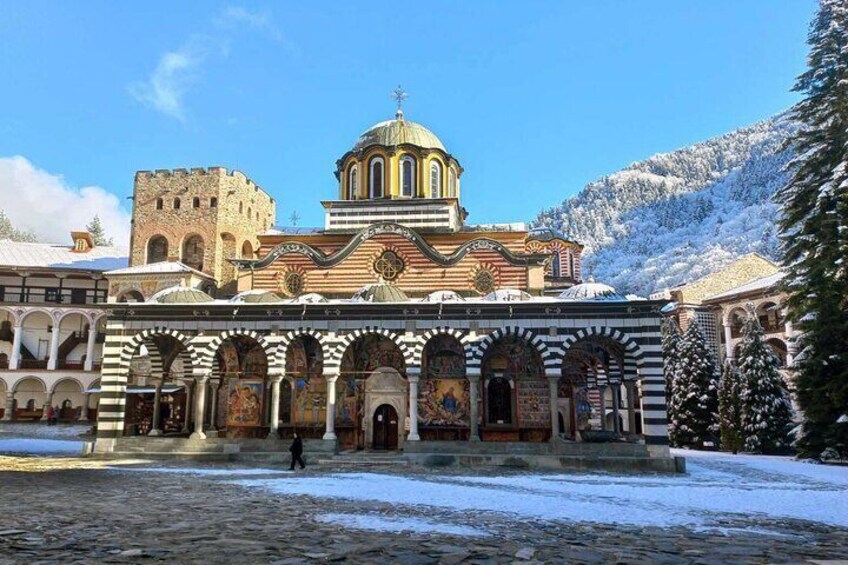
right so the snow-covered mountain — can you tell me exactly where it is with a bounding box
[533,114,795,296]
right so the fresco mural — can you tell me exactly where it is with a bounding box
[287,337,325,426]
[560,373,592,430]
[482,336,546,428]
[340,334,405,375]
[419,378,469,426]
[226,379,264,426]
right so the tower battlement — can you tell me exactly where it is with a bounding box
[129,166,277,293]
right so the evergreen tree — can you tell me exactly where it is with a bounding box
[669,322,719,448]
[86,215,113,246]
[738,308,794,454]
[774,0,848,459]
[0,209,37,242]
[661,317,682,403]
[718,360,743,454]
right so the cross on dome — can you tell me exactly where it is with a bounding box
[391,85,409,120]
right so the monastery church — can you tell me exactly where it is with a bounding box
[1,104,673,470]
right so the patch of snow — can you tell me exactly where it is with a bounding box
[0,439,84,455]
[315,513,489,537]
[115,467,292,477]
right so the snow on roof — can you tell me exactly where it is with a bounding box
[558,281,627,302]
[0,239,128,272]
[464,223,527,232]
[704,272,785,302]
[420,290,465,303]
[105,261,210,278]
[483,289,532,302]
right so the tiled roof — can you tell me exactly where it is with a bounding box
[105,261,210,278]
[0,239,128,272]
[704,272,785,302]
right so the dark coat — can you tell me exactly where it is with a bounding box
[289,437,303,456]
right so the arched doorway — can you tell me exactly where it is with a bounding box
[182,235,205,271]
[52,378,84,421]
[147,235,168,264]
[13,377,47,420]
[372,404,399,450]
[480,335,545,442]
[339,334,406,450]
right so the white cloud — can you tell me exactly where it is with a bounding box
[130,7,289,122]
[0,156,131,247]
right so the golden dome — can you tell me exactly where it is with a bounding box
[353,114,446,153]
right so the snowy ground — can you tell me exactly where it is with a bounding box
[0,422,91,440]
[0,438,85,455]
[220,448,848,533]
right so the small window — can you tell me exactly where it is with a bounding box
[473,269,496,295]
[348,165,358,199]
[551,253,561,277]
[45,288,62,303]
[370,157,384,198]
[173,198,181,210]
[71,288,87,305]
[156,198,164,210]
[430,161,442,198]
[192,197,200,208]
[400,156,416,197]
[239,202,243,214]
[448,169,457,198]
[248,207,252,219]
[256,212,259,221]
[374,250,405,281]
[210,197,218,208]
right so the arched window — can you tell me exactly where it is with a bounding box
[239,202,243,214]
[155,198,164,210]
[348,165,358,199]
[146,235,168,264]
[400,156,416,197]
[192,197,200,209]
[448,168,457,198]
[182,234,205,271]
[173,198,181,210]
[370,157,384,198]
[241,241,253,259]
[552,252,561,277]
[210,197,218,208]
[430,161,442,198]
[247,207,252,219]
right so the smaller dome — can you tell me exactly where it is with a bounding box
[292,293,328,304]
[149,286,214,304]
[483,288,532,302]
[558,280,626,301]
[229,290,285,303]
[420,290,465,303]
[352,283,409,303]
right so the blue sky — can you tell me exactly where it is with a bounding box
[0,1,815,244]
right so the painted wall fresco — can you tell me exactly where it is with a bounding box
[481,336,546,428]
[340,334,405,375]
[419,378,469,426]
[286,337,325,426]
[226,379,264,427]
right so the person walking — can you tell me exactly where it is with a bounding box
[289,433,305,470]
[45,405,54,426]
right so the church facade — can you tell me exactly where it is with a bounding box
[95,109,671,468]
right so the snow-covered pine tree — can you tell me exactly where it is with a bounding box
[774,0,848,459]
[0,209,37,242]
[86,215,113,246]
[669,322,719,448]
[738,307,794,453]
[718,360,743,454]
[661,317,682,403]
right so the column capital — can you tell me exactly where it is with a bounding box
[467,372,481,383]
[407,374,420,384]
[270,375,284,384]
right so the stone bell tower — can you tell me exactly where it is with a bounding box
[129,167,276,293]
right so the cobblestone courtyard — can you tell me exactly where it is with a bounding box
[1,439,847,564]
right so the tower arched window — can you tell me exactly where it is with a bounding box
[147,235,168,264]
[448,168,457,198]
[430,161,442,198]
[192,197,200,208]
[369,157,384,198]
[348,165,358,199]
[173,198,181,210]
[400,155,416,197]
[182,234,205,271]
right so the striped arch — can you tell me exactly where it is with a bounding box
[274,329,326,374]
[412,326,470,368]
[328,326,413,370]
[469,326,557,374]
[198,329,278,376]
[118,328,199,379]
[561,326,645,369]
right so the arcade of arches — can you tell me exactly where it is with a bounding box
[108,330,648,450]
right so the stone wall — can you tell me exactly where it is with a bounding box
[130,167,276,291]
[671,253,780,306]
